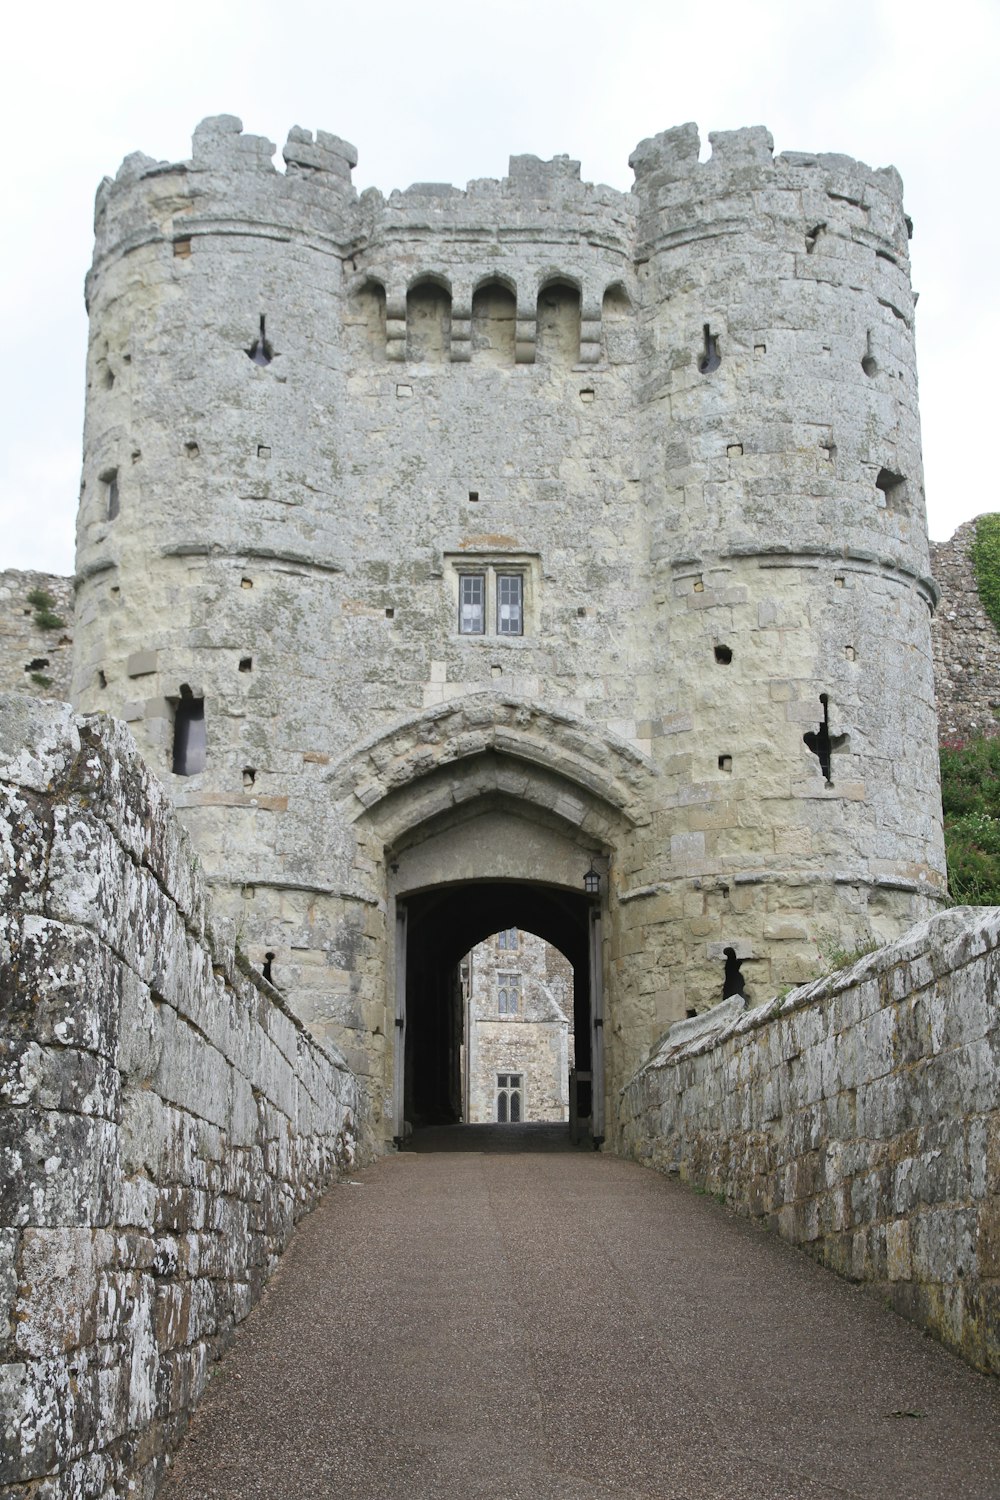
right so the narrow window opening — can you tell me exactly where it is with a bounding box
[172,687,206,776]
[496,574,523,636]
[247,315,273,367]
[803,692,847,786]
[722,947,747,1000]
[385,607,395,619]
[718,755,732,773]
[97,670,107,689]
[239,656,252,672]
[698,324,721,374]
[101,468,119,520]
[468,491,479,503]
[805,222,826,253]
[459,573,485,635]
[876,468,907,511]
[714,644,733,664]
[263,951,275,984]
[861,332,877,377]
[243,767,256,788]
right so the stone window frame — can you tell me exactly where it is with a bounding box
[497,972,521,1016]
[496,1072,523,1122]
[446,553,539,639]
[497,926,519,951]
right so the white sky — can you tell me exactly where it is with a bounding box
[2,0,997,573]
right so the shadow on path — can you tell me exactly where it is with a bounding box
[406,1122,592,1153]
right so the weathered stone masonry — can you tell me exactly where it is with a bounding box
[0,695,360,1499]
[619,905,1000,1377]
[68,116,946,1145]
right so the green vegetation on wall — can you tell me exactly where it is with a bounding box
[940,736,1000,904]
[970,513,1000,636]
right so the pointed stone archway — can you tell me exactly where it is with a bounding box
[327,694,657,1149]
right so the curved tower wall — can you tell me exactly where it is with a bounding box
[72,117,946,1142]
[605,125,944,1076]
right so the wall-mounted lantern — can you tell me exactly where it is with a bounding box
[583,863,601,896]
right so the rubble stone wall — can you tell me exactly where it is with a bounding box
[0,570,74,701]
[619,905,1000,1376]
[930,517,1000,742]
[0,696,361,1499]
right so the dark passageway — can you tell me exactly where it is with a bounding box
[400,879,593,1134]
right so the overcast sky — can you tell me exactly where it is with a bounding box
[2,0,996,574]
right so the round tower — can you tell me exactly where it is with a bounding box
[620,123,945,1048]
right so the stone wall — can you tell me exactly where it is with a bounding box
[0,570,73,700]
[465,930,573,1123]
[618,905,1000,1376]
[0,696,362,1499]
[930,517,1000,742]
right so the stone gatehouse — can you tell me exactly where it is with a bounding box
[28,116,949,1152]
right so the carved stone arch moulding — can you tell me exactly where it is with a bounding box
[326,693,657,838]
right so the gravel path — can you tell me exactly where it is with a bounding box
[160,1131,1000,1499]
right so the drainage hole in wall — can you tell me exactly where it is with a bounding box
[239,657,252,672]
[714,644,733,664]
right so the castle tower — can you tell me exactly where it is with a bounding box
[72,117,946,1148]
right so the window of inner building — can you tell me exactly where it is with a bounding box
[459,573,486,635]
[497,927,519,950]
[498,972,521,1015]
[497,1073,523,1122]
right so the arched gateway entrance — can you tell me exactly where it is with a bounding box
[395,878,602,1142]
[330,695,658,1151]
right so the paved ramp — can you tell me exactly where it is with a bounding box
[161,1136,1000,1500]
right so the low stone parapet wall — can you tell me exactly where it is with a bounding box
[618,907,1000,1376]
[0,697,362,1498]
